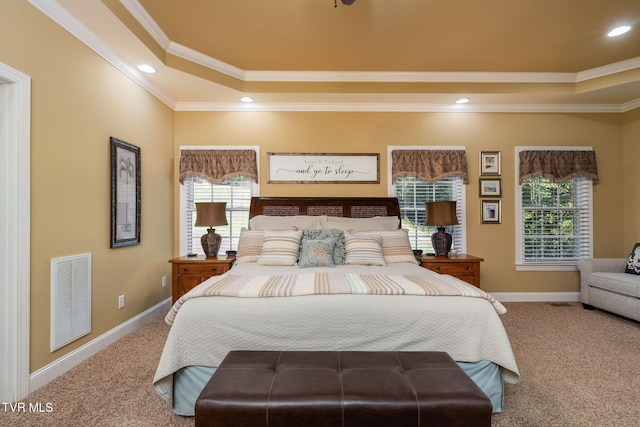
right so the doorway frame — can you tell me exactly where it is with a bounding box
[0,61,31,402]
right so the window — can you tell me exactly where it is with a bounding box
[183,176,256,255]
[393,176,466,253]
[516,148,594,270]
[179,147,259,255]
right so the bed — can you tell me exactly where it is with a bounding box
[153,197,519,416]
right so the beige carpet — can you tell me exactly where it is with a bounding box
[1,302,639,426]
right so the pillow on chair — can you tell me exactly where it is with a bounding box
[625,243,640,275]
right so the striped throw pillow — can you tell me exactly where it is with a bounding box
[360,229,419,265]
[257,230,303,266]
[235,229,264,264]
[344,233,385,266]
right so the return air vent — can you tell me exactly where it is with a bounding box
[51,253,92,352]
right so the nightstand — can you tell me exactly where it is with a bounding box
[169,255,234,303]
[420,254,484,288]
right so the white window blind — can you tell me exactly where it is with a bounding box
[394,177,465,254]
[183,176,255,255]
[520,176,592,264]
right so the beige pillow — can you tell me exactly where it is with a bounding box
[325,216,399,232]
[257,230,304,266]
[344,232,386,266]
[360,229,418,265]
[235,228,264,264]
[249,215,327,231]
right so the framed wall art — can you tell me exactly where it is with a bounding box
[110,137,141,248]
[267,152,380,183]
[480,151,501,176]
[481,200,501,224]
[479,178,502,197]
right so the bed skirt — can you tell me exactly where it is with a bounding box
[171,359,504,416]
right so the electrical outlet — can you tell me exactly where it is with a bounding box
[162,276,167,288]
[118,295,125,309]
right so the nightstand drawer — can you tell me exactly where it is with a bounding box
[422,262,476,276]
[177,263,230,276]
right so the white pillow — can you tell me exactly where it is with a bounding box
[325,216,399,232]
[344,232,386,266]
[249,215,327,231]
[360,229,418,265]
[235,228,264,264]
[257,230,303,266]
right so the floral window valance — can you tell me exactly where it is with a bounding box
[391,150,468,184]
[518,150,598,184]
[179,149,259,184]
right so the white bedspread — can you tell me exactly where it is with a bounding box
[153,262,519,407]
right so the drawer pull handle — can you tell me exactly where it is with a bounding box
[435,266,440,270]
[212,267,217,271]
[183,267,188,272]
[464,265,469,270]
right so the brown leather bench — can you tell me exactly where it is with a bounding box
[195,350,492,427]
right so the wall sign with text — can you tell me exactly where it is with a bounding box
[268,153,380,183]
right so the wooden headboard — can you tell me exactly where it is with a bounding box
[249,197,401,223]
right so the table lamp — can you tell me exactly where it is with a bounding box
[425,201,459,256]
[195,202,228,257]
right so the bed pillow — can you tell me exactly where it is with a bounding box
[625,243,640,275]
[344,232,385,266]
[257,230,304,266]
[298,238,337,268]
[360,229,419,265]
[249,215,327,231]
[235,229,264,264]
[325,216,399,232]
[302,228,346,265]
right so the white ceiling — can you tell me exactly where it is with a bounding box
[35,0,640,112]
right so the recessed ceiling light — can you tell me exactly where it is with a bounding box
[455,98,470,104]
[607,25,632,37]
[240,96,254,103]
[137,64,156,74]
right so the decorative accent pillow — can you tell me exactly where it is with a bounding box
[257,230,303,266]
[625,243,640,275]
[360,229,419,265]
[302,228,346,264]
[249,215,327,231]
[344,233,385,266]
[298,238,337,268]
[235,228,264,264]
[326,216,400,232]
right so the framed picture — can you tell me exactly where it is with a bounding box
[267,152,379,183]
[481,200,501,224]
[479,178,502,197]
[110,137,141,248]
[480,151,501,176]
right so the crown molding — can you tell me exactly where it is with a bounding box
[576,56,640,82]
[120,0,171,49]
[28,0,176,109]
[166,42,246,80]
[174,101,626,114]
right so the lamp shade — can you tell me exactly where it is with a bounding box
[425,201,459,226]
[195,202,228,227]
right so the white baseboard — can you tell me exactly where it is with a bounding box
[29,297,171,393]
[492,292,580,302]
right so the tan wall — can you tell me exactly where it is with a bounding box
[175,111,625,293]
[1,1,174,371]
[623,107,640,248]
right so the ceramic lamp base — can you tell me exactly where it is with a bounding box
[201,228,221,257]
[431,226,452,256]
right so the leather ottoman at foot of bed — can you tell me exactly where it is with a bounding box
[194,350,492,427]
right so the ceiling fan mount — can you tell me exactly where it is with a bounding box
[334,0,356,7]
